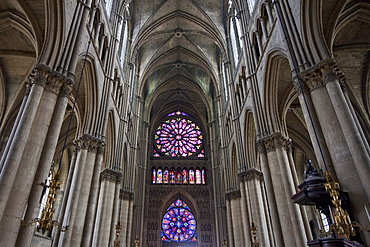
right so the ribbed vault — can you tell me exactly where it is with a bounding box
[130,0,227,124]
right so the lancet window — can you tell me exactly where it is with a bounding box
[152,167,206,185]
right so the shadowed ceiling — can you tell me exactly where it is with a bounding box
[129,0,228,123]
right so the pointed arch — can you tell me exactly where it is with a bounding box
[244,110,258,170]
[103,111,116,169]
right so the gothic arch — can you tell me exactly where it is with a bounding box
[244,110,258,170]
[159,189,199,218]
[228,143,239,190]
[301,0,332,64]
[72,58,99,136]
[103,111,116,169]
[264,50,292,134]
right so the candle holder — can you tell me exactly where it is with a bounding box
[251,221,260,247]
[321,171,370,239]
[20,170,68,234]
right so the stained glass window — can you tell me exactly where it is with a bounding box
[176,168,182,184]
[182,169,188,184]
[189,169,195,184]
[167,111,189,117]
[152,167,206,185]
[197,149,205,158]
[163,169,169,184]
[161,198,197,242]
[195,169,201,184]
[169,169,175,184]
[157,169,163,184]
[154,113,203,157]
[152,168,156,184]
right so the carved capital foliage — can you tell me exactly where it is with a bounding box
[292,78,309,95]
[100,168,122,183]
[303,71,324,91]
[120,189,134,200]
[225,190,241,200]
[27,64,73,95]
[256,140,266,154]
[238,169,264,182]
[257,132,291,153]
[96,141,106,154]
[28,64,49,87]
[74,134,105,153]
[59,79,73,97]
[298,59,343,93]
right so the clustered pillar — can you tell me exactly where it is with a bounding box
[0,64,72,247]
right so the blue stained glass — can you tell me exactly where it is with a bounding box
[161,198,196,242]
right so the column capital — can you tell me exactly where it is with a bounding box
[238,168,264,182]
[74,134,104,153]
[256,132,291,153]
[27,64,74,95]
[59,78,74,97]
[100,168,122,183]
[120,189,134,200]
[28,64,50,87]
[296,59,342,94]
[96,141,106,155]
[225,190,241,200]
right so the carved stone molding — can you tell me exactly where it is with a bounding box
[292,78,304,95]
[96,141,106,155]
[120,189,134,200]
[100,168,123,183]
[28,64,49,87]
[225,190,241,200]
[59,79,73,97]
[238,168,264,182]
[256,132,291,153]
[27,64,73,95]
[296,59,343,93]
[74,134,104,153]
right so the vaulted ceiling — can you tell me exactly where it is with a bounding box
[129,0,228,124]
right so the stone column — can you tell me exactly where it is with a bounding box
[120,190,134,245]
[287,147,312,241]
[0,84,28,172]
[52,148,77,247]
[69,136,103,246]
[0,65,47,219]
[238,181,251,246]
[58,135,90,246]
[256,140,284,246]
[227,190,244,247]
[300,63,370,241]
[15,76,72,247]
[0,65,66,247]
[92,168,122,246]
[322,64,370,200]
[239,169,271,247]
[110,182,121,242]
[257,133,306,246]
[294,73,335,176]
[226,199,234,247]
[81,143,105,247]
[274,134,307,245]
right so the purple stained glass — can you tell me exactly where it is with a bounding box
[161,198,196,242]
[167,111,189,117]
[154,116,203,157]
